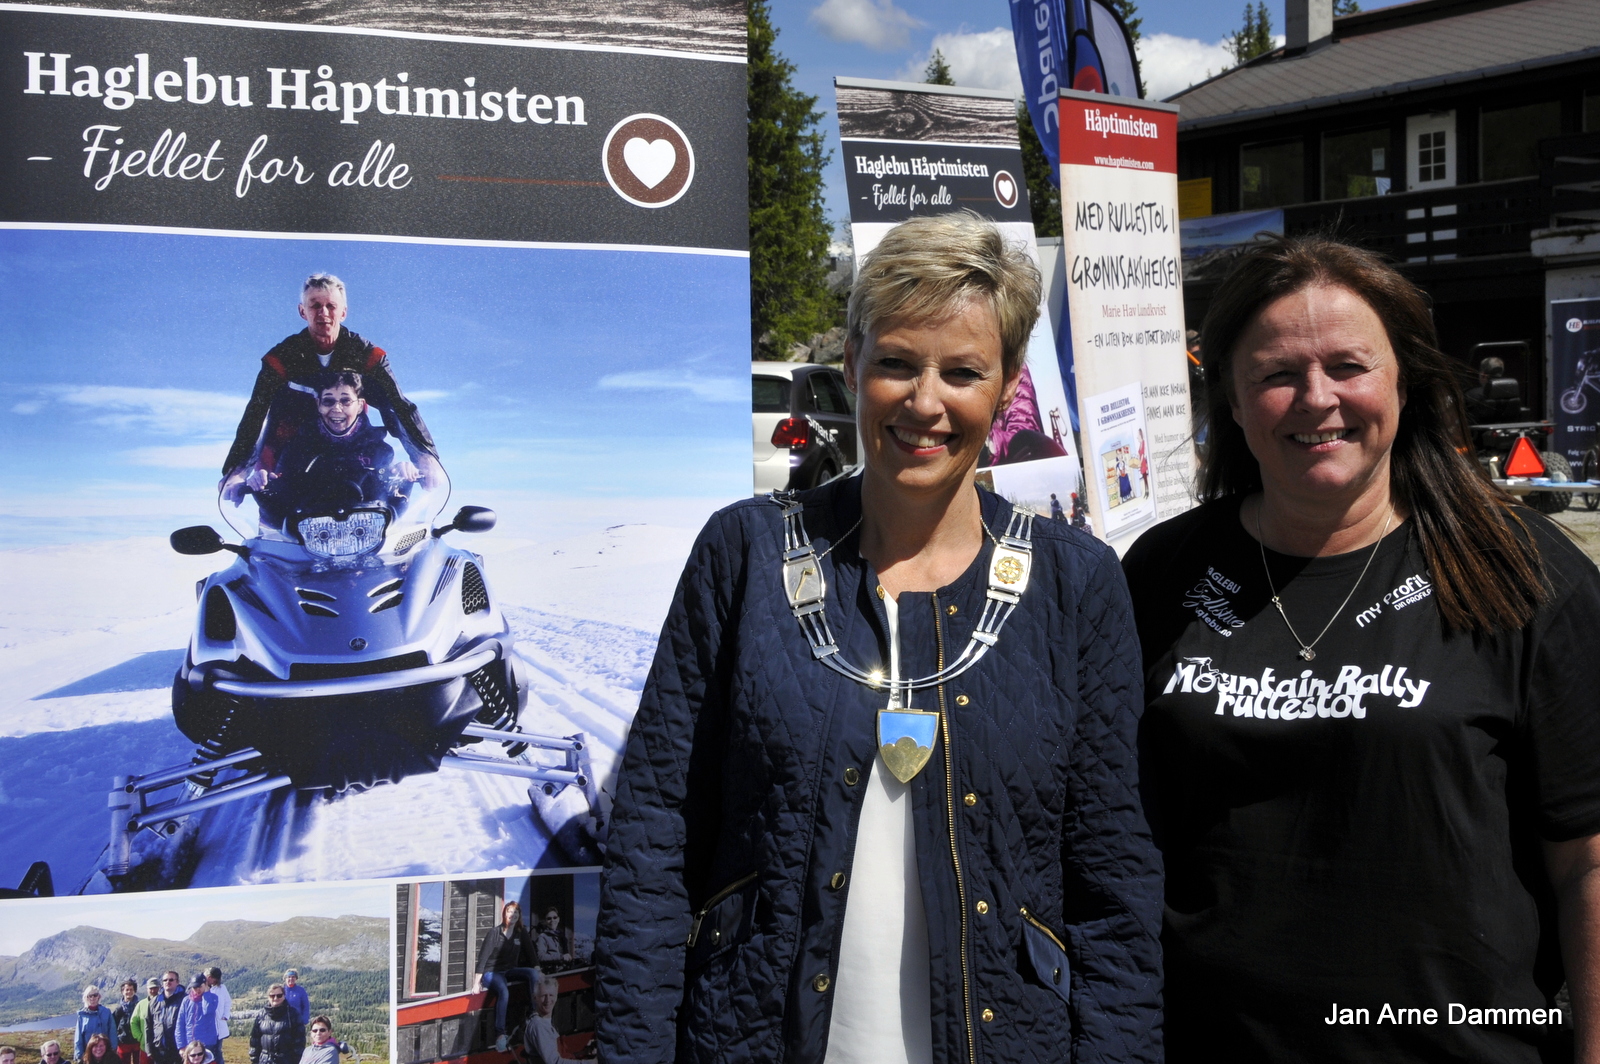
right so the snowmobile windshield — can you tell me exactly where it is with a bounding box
[219,378,449,556]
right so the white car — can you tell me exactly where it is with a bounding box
[752,362,857,494]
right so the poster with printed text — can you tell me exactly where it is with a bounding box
[834,76,1088,528]
[1080,380,1154,539]
[1057,87,1195,548]
[1551,296,1600,473]
[0,0,748,902]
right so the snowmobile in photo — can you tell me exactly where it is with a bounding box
[103,385,605,887]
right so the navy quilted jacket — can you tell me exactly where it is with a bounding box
[595,478,1162,1064]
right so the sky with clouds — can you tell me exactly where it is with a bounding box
[0,229,749,545]
[766,0,1403,233]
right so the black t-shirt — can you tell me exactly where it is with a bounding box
[1123,496,1600,1063]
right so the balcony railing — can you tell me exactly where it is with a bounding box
[1282,176,1543,264]
[1543,131,1600,227]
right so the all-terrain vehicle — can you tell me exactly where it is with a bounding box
[1465,342,1575,514]
[103,380,605,887]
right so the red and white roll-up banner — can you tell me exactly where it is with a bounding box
[1058,88,1195,547]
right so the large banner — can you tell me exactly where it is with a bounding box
[835,76,1089,530]
[1057,86,1195,546]
[0,1,747,904]
[1552,296,1600,474]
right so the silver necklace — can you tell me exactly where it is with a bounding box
[1255,502,1392,662]
[771,490,1034,783]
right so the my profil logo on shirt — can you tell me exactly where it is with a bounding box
[1164,656,1432,719]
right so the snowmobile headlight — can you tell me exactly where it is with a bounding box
[297,510,388,559]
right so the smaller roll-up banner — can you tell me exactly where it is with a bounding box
[835,76,1089,531]
[1552,296,1600,474]
[1057,86,1195,546]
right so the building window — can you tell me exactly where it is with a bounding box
[1418,131,1447,183]
[412,881,444,996]
[1241,139,1304,209]
[1406,112,1454,189]
[1323,127,1391,199]
[1481,100,1562,181]
[1585,90,1599,133]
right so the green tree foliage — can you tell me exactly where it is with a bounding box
[748,0,835,358]
[1334,0,1361,14]
[1227,2,1275,65]
[1016,104,1062,238]
[924,48,955,86]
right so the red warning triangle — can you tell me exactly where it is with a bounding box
[1505,436,1546,477]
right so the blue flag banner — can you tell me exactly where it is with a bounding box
[1010,0,1070,186]
[1010,0,1140,189]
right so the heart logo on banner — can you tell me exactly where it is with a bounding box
[603,113,695,208]
[624,138,676,189]
[993,170,1019,209]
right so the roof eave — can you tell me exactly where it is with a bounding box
[1175,44,1600,134]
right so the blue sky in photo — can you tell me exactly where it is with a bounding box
[0,229,750,542]
[0,879,390,956]
[767,0,1405,233]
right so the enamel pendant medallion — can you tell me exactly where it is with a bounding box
[876,707,939,784]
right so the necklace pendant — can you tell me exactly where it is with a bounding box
[877,708,940,784]
[1299,647,1316,661]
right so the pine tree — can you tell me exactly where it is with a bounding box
[1227,2,1276,66]
[924,48,955,86]
[1017,103,1062,238]
[748,0,835,359]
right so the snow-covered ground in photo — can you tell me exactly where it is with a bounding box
[0,507,715,895]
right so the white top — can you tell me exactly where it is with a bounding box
[824,593,934,1064]
[212,983,231,1039]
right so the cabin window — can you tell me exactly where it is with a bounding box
[1585,90,1600,133]
[412,881,444,996]
[1240,138,1304,209]
[1322,127,1391,199]
[1481,100,1562,181]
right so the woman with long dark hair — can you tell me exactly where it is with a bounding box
[82,1036,114,1064]
[1124,234,1600,1062]
[473,900,538,1054]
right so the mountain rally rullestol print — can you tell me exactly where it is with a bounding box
[1164,657,1434,717]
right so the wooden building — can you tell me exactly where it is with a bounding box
[394,876,596,1064]
[1171,0,1600,411]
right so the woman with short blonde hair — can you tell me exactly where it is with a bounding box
[596,211,1161,1063]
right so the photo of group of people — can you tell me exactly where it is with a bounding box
[0,887,388,1064]
[395,872,598,1064]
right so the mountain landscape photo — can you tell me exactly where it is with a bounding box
[0,915,388,1059]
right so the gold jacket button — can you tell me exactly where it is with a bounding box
[829,872,847,890]
[875,584,886,599]
[981,1008,995,1023]
[946,603,958,615]
[955,694,970,706]
[844,767,860,786]
[963,792,977,807]
[813,974,831,993]
[975,900,989,915]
